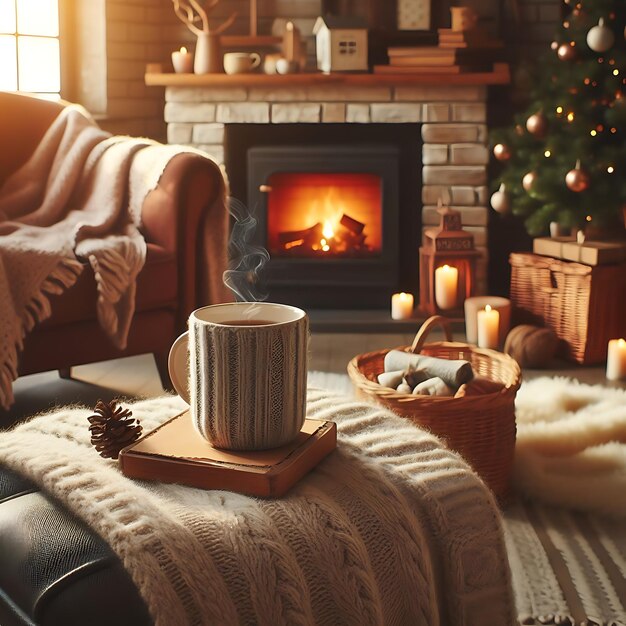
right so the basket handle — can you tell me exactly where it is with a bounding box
[410,315,453,354]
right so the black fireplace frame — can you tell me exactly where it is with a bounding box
[225,123,422,310]
[247,145,399,308]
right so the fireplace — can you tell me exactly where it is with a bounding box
[227,124,422,309]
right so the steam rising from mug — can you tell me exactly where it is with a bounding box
[223,197,270,302]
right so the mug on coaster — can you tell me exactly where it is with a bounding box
[168,302,308,451]
[223,52,261,75]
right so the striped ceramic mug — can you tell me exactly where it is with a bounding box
[168,302,308,450]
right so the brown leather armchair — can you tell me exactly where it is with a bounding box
[0,91,231,389]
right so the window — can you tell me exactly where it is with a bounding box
[0,0,60,97]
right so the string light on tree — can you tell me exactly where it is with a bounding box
[565,160,590,192]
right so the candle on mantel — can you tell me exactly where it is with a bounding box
[434,264,458,310]
[172,46,193,73]
[606,338,626,380]
[477,305,500,349]
[391,292,414,320]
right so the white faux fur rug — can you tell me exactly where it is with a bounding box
[309,372,626,519]
[515,377,626,519]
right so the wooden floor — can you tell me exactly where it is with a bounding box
[2,330,620,427]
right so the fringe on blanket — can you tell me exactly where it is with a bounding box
[0,257,83,409]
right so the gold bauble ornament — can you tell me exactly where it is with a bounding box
[522,171,536,192]
[490,183,511,214]
[557,42,576,61]
[526,111,548,137]
[493,143,512,161]
[565,160,590,192]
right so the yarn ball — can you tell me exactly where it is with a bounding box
[504,325,559,368]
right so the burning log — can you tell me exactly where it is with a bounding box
[278,223,323,248]
[340,214,365,235]
[277,213,372,257]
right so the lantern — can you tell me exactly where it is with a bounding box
[418,202,479,317]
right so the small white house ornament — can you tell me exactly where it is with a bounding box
[313,16,368,73]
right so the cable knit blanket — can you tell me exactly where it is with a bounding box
[0,104,196,409]
[0,389,515,626]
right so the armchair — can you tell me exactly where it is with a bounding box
[0,91,231,392]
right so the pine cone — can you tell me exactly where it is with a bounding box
[88,399,142,459]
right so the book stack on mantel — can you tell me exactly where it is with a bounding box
[374,27,503,75]
[533,236,626,266]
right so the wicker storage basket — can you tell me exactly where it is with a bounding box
[510,252,626,364]
[347,316,521,501]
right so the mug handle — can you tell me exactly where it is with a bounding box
[168,332,190,404]
[249,53,261,69]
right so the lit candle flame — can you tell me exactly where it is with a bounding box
[180,46,188,54]
[485,304,492,312]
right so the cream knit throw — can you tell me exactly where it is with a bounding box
[0,389,515,626]
[0,104,193,409]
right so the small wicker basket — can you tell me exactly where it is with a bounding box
[347,316,521,501]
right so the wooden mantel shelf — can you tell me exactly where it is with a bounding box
[145,64,510,88]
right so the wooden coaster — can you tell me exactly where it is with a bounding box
[119,411,337,498]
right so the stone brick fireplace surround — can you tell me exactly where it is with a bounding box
[155,71,509,299]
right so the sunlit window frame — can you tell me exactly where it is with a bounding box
[0,0,64,98]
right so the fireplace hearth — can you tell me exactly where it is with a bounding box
[227,123,422,309]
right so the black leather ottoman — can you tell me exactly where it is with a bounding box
[0,465,152,626]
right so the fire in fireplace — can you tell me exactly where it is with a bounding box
[266,172,382,259]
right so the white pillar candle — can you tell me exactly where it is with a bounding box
[477,305,500,349]
[606,338,626,380]
[464,296,511,345]
[391,292,414,320]
[434,265,458,310]
[172,46,193,73]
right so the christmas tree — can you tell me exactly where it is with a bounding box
[490,0,626,237]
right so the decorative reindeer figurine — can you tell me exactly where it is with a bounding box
[172,0,237,73]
